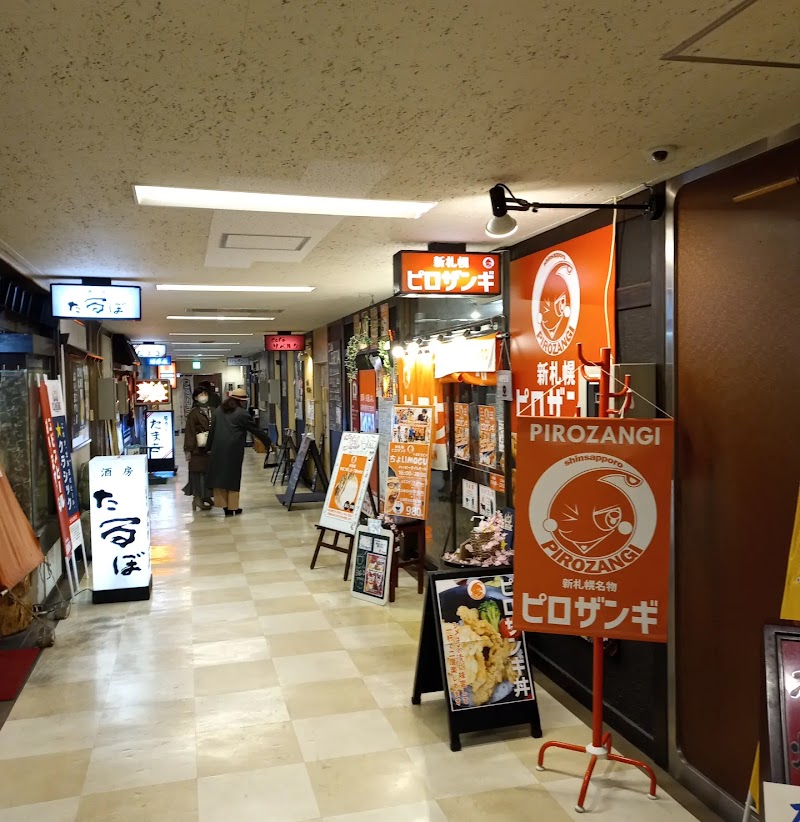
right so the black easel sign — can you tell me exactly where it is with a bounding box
[277,434,329,510]
[413,568,541,751]
[351,523,394,606]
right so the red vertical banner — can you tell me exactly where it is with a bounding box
[358,370,377,433]
[513,418,673,642]
[510,225,616,422]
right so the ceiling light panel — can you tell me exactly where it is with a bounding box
[166,316,275,321]
[169,332,254,336]
[157,284,314,293]
[134,185,437,219]
[221,234,309,251]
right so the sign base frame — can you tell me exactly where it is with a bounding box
[412,568,542,752]
[92,575,152,604]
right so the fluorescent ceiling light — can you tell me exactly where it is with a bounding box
[173,342,240,346]
[169,332,254,336]
[166,316,275,321]
[134,185,437,219]
[157,284,314,293]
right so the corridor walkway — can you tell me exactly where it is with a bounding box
[0,454,704,820]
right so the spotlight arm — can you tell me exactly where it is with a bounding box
[489,184,662,220]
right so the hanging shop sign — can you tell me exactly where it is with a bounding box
[157,365,177,389]
[351,522,395,605]
[39,380,84,560]
[146,356,172,366]
[393,251,502,296]
[385,405,433,520]
[265,334,305,352]
[478,405,498,469]
[227,356,250,366]
[89,455,151,603]
[434,335,497,380]
[135,380,171,406]
[51,284,142,321]
[134,344,167,359]
[513,418,674,642]
[510,225,615,420]
[320,432,379,535]
[413,568,542,752]
[454,403,470,461]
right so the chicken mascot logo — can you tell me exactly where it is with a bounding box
[529,455,657,575]
[531,249,581,357]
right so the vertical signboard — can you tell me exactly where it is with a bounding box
[39,380,84,560]
[385,405,433,520]
[89,455,151,602]
[351,524,394,605]
[513,418,674,642]
[319,432,379,535]
[510,225,615,420]
[358,370,377,433]
[146,410,175,466]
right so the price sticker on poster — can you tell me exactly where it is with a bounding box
[513,418,674,642]
[319,432,379,535]
[478,405,497,469]
[385,405,433,520]
[351,524,394,606]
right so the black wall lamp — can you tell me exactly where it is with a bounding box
[485,184,663,239]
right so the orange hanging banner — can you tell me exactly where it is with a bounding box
[510,225,615,422]
[513,417,674,643]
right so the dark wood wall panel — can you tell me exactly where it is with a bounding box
[675,140,800,798]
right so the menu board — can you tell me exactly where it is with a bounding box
[328,340,343,432]
[434,574,534,711]
[385,405,433,520]
[454,403,470,461]
[319,432,379,535]
[478,405,497,469]
[351,524,394,605]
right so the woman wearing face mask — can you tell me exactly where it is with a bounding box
[206,388,271,516]
[182,387,214,511]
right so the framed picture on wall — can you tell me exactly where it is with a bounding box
[66,351,91,451]
[763,622,800,786]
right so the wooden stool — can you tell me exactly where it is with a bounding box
[389,518,426,602]
[310,525,355,581]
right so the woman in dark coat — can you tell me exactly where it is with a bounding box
[182,387,213,511]
[206,388,271,516]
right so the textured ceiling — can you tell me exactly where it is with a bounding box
[1,0,798,353]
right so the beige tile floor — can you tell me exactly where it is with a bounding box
[0,454,711,821]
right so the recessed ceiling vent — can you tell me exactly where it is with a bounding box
[221,234,310,252]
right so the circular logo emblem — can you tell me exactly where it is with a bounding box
[483,256,496,269]
[531,250,581,356]
[528,454,656,575]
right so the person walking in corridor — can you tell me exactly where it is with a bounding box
[206,388,271,516]
[182,387,214,511]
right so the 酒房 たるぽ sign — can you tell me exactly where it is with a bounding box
[513,418,674,642]
[510,225,615,420]
[89,455,151,602]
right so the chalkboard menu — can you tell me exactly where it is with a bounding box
[328,340,343,432]
[351,524,394,605]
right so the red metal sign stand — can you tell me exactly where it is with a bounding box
[535,344,658,813]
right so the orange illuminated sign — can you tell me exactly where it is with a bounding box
[135,380,171,406]
[394,251,502,296]
[513,417,674,643]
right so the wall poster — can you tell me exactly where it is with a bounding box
[478,405,497,469]
[454,402,470,461]
[513,418,674,642]
[385,405,433,520]
[68,355,91,450]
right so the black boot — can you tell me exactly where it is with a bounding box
[223,508,233,517]
[233,508,243,516]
